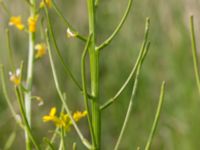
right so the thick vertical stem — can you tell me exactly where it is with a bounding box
[87,0,101,149]
[24,0,36,149]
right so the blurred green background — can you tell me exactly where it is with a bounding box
[1,0,200,149]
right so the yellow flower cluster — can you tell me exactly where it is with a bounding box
[9,16,25,30]
[28,15,39,33]
[9,0,52,32]
[43,107,87,130]
[40,0,52,8]
[35,43,46,59]
[73,111,88,121]
[9,15,39,33]
[9,68,21,86]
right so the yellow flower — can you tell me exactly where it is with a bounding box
[59,113,71,130]
[35,43,46,59]
[28,15,39,33]
[40,0,52,8]
[43,107,57,122]
[43,107,87,131]
[9,16,25,30]
[73,111,87,122]
[9,68,21,86]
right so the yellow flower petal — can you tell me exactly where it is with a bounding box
[35,43,46,59]
[43,116,53,122]
[43,107,58,122]
[73,111,87,122]
[49,107,56,116]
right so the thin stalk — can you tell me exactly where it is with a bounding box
[96,0,133,51]
[15,87,40,150]
[51,0,87,41]
[6,29,15,70]
[144,81,166,150]
[95,0,99,7]
[43,138,55,150]
[87,0,101,149]
[100,18,150,110]
[114,41,150,150]
[0,65,23,128]
[45,30,92,149]
[73,143,77,150]
[81,34,96,146]
[190,15,200,95]
[114,62,142,150]
[100,42,149,110]
[60,128,65,150]
[24,0,36,149]
[44,6,83,91]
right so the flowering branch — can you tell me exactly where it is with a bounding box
[45,29,92,149]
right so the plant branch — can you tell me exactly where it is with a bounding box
[100,18,150,110]
[24,0,36,148]
[96,0,133,51]
[6,29,15,70]
[51,0,87,41]
[144,81,166,150]
[44,6,83,91]
[81,33,96,147]
[114,58,142,150]
[190,15,200,95]
[45,30,92,149]
[0,65,24,128]
[15,87,40,150]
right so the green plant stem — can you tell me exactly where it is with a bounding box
[100,18,150,110]
[43,138,55,150]
[114,40,150,150]
[95,0,99,7]
[24,1,36,149]
[60,128,65,150]
[6,29,15,70]
[15,87,40,150]
[0,65,24,128]
[51,0,87,41]
[144,81,166,150]
[81,34,96,147]
[87,0,101,149]
[190,15,200,95]
[96,0,133,51]
[45,4,93,99]
[45,30,92,149]
[73,143,77,150]
[44,6,83,91]
[114,61,142,150]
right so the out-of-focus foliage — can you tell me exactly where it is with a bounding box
[0,0,200,149]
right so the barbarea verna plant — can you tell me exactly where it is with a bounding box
[0,0,166,149]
